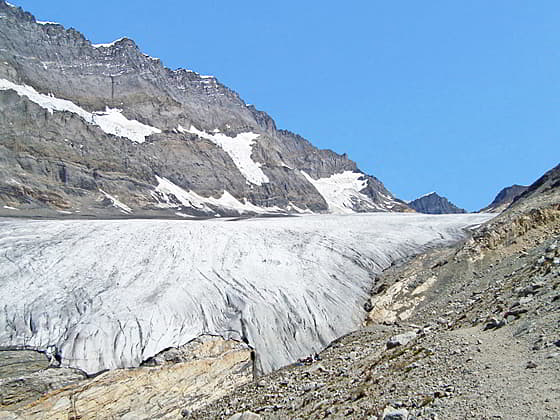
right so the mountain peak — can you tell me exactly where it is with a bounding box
[479,184,529,213]
[409,192,466,214]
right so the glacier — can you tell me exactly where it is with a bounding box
[0,213,492,375]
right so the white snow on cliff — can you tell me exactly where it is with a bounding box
[0,78,161,143]
[184,125,269,185]
[302,170,380,213]
[92,37,126,48]
[99,189,132,214]
[0,213,492,375]
[152,175,281,214]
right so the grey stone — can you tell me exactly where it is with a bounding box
[526,361,538,369]
[483,317,507,330]
[387,331,417,349]
[382,406,409,420]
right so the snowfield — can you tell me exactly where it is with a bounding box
[0,213,492,375]
[0,78,161,143]
[302,170,381,213]
[183,125,269,186]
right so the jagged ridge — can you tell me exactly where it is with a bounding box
[0,1,409,217]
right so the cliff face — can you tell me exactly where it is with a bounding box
[408,192,466,214]
[0,1,409,217]
[480,184,528,213]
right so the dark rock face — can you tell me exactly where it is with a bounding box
[502,164,560,215]
[480,184,528,213]
[0,1,409,217]
[408,192,466,215]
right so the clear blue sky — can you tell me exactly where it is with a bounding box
[13,0,560,211]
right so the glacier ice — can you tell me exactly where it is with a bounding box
[0,213,492,375]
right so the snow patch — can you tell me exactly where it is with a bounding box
[186,125,268,185]
[142,53,160,62]
[417,191,436,200]
[0,79,161,143]
[36,21,59,25]
[93,108,161,144]
[175,212,194,218]
[99,189,132,214]
[2,205,18,210]
[286,203,313,214]
[92,38,126,48]
[302,171,380,214]
[152,176,281,215]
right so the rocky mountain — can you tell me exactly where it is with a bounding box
[0,1,409,217]
[480,184,528,213]
[408,192,466,214]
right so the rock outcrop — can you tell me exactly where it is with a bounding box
[1,336,253,419]
[0,1,409,217]
[408,192,466,214]
[480,184,528,213]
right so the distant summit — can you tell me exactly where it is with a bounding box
[409,192,466,214]
[480,184,528,213]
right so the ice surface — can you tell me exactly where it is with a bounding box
[186,126,269,185]
[0,79,161,143]
[302,170,379,213]
[0,213,492,375]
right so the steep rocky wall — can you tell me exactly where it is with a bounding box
[0,1,409,216]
